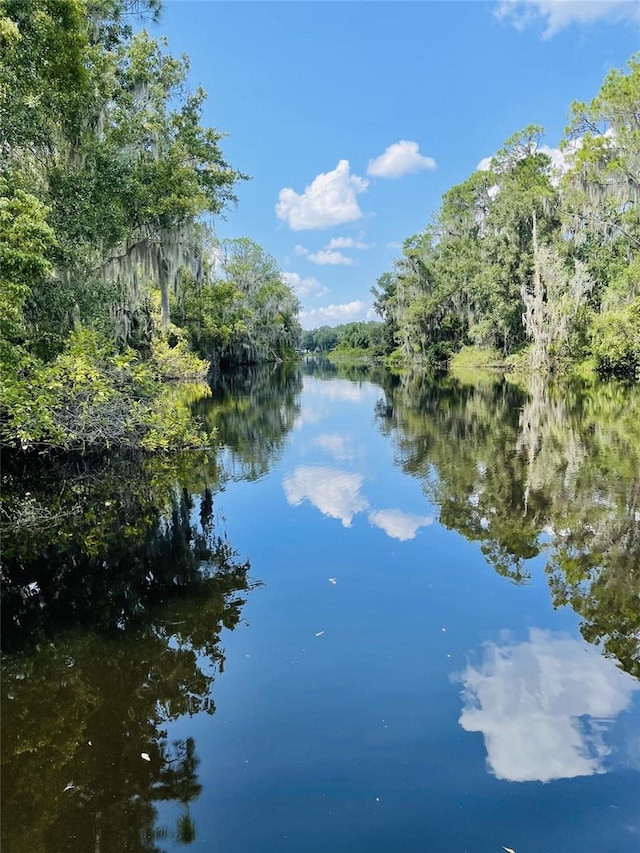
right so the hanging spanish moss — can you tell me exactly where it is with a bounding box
[101,222,205,341]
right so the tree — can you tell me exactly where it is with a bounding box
[1,1,246,358]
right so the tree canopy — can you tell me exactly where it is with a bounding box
[0,0,301,452]
[373,54,640,380]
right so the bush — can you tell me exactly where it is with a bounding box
[590,298,640,379]
[1,329,212,452]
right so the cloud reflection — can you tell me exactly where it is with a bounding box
[368,509,433,541]
[282,466,368,527]
[305,378,379,404]
[314,433,353,461]
[458,629,639,783]
[283,465,435,541]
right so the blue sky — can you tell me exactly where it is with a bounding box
[156,2,639,328]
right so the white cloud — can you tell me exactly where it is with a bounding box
[314,433,353,461]
[296,245,354,266]
[295,234,374,266]
[367,140,436,179]
[368,509,434,541]
[309,249,353,266]
[457,629,640,783]
[494,0,640,37]
[282,271,329,299]
[326,236,374,250]
[386,241,403,250]
[282,466,369,527]
[300,300,368,329]
[476,156,494,172]
[276,160,369,230]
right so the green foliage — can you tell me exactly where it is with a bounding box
[590,298,640,379]
[0,0,89,151]
[1,329,212,452]
[374,55,639,380]
[0,1,300,454]
[302,321,386,360]
[149,322,210,381]
[302,325,340,352]
[176,238,301,364]
[449,346,506,384]
[563,53,639,245]
[0,179,55,366]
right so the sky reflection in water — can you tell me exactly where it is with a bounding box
[458,629,640,783]
[2,365,640,852]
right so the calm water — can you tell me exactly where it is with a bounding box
[2,362,639,853]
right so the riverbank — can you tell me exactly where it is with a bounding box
[0,327,213,455]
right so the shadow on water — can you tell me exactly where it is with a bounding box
[2,472,251,853]
[376,370,640,678]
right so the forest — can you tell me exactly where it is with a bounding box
[368,53,640,378]
[304,55,639,380]
[0,0,300,454]
[1,2,638,458]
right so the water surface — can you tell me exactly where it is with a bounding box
[2,363,639,852]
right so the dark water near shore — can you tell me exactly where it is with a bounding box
[2,362,639,853]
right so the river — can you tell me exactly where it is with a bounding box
[2,361,639,852]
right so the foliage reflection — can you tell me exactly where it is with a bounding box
[1,448,254,851]
[197,361,303,481]
[377,372,640,677]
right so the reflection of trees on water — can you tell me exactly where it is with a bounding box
[378,375,544,582]
[301,356,338,378]
[1,449,240,645]
[196,362,303,481]
[303,357,401,393]
[1,449,254,850]
[2,563,248,852]
[379,372,640,677]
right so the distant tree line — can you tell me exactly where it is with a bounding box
[301,321,388,358]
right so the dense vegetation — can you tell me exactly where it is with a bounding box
[372,55,640,379]
[301,321,387,358]
[0,0,300,453]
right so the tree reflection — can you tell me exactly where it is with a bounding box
[1,452,254,851]
[2,578,246,852]
[196,362,303,481]
[1,447,242,645]
[379,371,640,677]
